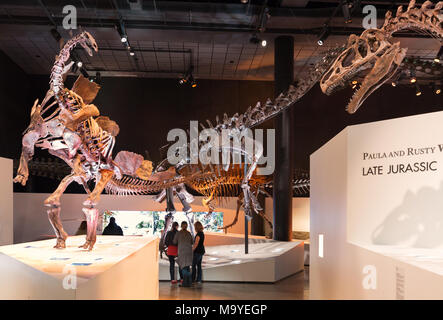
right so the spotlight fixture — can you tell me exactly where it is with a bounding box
[129,49,135,56]
[342,1,352,24]
[317,25,330,46]
[189,75,197,88]
[116,19,128,43]
[433,82,441,95]
[241,0,248,3]
[391,71,402,87]
[179,66,197,87]
[434,46,443,63]
[76,61,83,68]
[409,69,416,83]
[415,83,422,96]
[80,67,89,79]
[351,80,358,85]
[71,63,78,74]
[261,39,267,47]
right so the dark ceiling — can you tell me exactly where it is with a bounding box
[0,0,440,81]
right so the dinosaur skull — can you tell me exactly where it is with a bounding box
[80,31,98,56]
[320,29,406,113]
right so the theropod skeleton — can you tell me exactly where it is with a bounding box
[153,1,442,232]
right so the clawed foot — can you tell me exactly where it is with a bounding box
[54,238,66,249]
[78,240,95,251]
[13,174,28,186]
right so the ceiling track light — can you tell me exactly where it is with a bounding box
[317,25,330,46]
[409,69,417,83]
[250,34,267,47]
[116,20,128,43]
[342,1,352,24]
[391,71,402,87]
[432,82,441,95]
[80,67,89,79]
[179,66,197,87]
[415,83,422,96]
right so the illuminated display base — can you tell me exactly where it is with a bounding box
[0,236,159,300]
[159,234,304,283]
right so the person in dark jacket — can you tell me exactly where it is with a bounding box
[164,222,180,284]
[75,221,87,235]
[102,217,123,235]
[192,221,205,284]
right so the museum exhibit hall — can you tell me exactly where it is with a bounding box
[0,0,442,311]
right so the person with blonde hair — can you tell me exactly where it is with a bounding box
[192,221,206,284]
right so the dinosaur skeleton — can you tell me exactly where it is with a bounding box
[13,32,194,250]
[14,1,440,249]
[152,0,441,234]
[320,0,442,113]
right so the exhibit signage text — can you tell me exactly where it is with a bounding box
[361,144,443,176]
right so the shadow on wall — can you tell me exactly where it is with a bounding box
[371,182,443,248]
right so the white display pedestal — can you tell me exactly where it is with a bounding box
[310,111,443,299]
[0,235,159,300]
[0,157,13,245]
[159,233,304,283]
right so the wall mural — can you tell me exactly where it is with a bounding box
[102,210,223,237]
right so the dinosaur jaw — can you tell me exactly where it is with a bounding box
[346,63,397,114]
[346,44,406,114]
[322,62,371,96]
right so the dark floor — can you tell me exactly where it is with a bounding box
[159,267,309,300]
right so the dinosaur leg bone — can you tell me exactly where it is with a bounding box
[83,169,114,207]
[44,173,78,249]
[47,206,69,249]
[79,207,99,251]
[78,170,114,251]
[44,173,76,207]
[219,193,243,233]
[202,189,216,218]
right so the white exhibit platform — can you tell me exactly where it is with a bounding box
[0,157,13,246]
[0,235,159,300]
[310,111,443,299]
[159,233,304,283]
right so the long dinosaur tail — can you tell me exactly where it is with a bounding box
[105,175,188,196]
